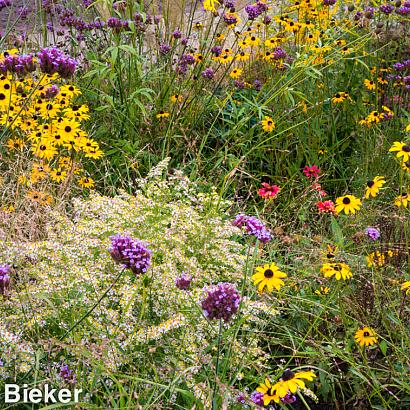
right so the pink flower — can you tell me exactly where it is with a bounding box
[312,182,327,197]
[317,200,336,214]
[258,183,280,199]
[303,165,321,179]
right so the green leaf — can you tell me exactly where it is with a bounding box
[330,216,344,247]
[379,340,388,356]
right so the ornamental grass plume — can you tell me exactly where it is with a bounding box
[109,234,152,275]
[201,282,241,323]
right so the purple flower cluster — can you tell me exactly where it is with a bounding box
[109,235,152,275]
[59,364,77,384]
[0,0,11,11]
[233,214,271,243]
[365,227,381,241]
[44,85,60,99]
[0,264,11,295]
[396,1,410,15]
[175,273,192,290]
[223,12,238,25]
[201,67,215,79]
[323,0,336,5]
[201,282,241,322]
[393,60,410,71]
[37,47,77,78]
[107,17,129,32]
[0,54,36,75]
[245,2,268,20]
[250,391,264,406]
[159,43,172,56]
[223,0,235,8]
[380,3,395,14]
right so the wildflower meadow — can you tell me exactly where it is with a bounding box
[0,0,409,409]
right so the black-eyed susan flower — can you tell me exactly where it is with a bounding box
[170,94,183,103]
[50,168,67,183]
[31,139,57,160]
[278,369,316,395]
[78,176,95,188]
[256,378,281,406]
[245,35,261,47]
[321,245,338,261]
[203,0,219,12]
[156,110,170,119]
[364,79,376,90]
[252,263,287,292]
[402,160,410,173]
[389,141,410,162]
[331,92,351,104]
[261,116,275,132]
[229,68,243,79]
[321,262,352,280]
[365,176,385,198]
[335,194,362,214]
[401,281,410,295]
[236,51,250,62]
[6,138,24,151]
[354,327,378,347]
[315,286,330,295]
[394,193,409,208]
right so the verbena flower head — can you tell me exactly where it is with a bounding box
[0,54,36,75]
[37,47,77,78]
[233,214,271,243]
[0,264,11,295]
[250,391,264,406]
[59,364,77,384]
[365,227,380,241]
[109,235,152,275]
[201,282,241,323]
[175,273,192,290]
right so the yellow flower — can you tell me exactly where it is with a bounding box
[389,141,410,162]
[31,139,57,160]
[394,193,409,208]
[321,262,352,280]
[203,0,219,12]
[401,281,410,295]
[335,195,362,215]
[364,79,376,90]
[50,168,67,183]
[170,94,183,103]
[365,176,385,198]
[229,68,242,79]
[315,286,330,295]
[245,35,261,47]
[331,92,351,104]
[78,176,95,188]
[278,369,316,395]
[215,33,225,42]
[261,116,275,132]
[236,51,250,62]
[252,263,287,293]
[156,110,170,119]
[6,138,24,151]
[354,327,378,347]
[256,378,281,406]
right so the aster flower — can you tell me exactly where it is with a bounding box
[109,235,152,275]
[252,263,287,292]
[303,165,321,178]
[321,262,352,280]
[365,176,385,198]
[258,183,280,199]
[201,282,241,323]
[365,227,380,241]
[232,214,271,243]
[0,264,11,295]
[354,327,378,347]
[335,195,362,215]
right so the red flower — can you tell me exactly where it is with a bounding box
[312,182,327,197]
[317,200,336,214]
[258,183,280,199]
[303,165,321,179]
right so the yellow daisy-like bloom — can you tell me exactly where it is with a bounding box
[389,141,410,162]
[365,176,385,198]
[394,193,409,208]
[406,123,410,132]
[50,168,67,183]
[229,68,243,79]
[321,245,338,261]
[245,35,261,47]
[261,116,275,132]
[78,176,95,188]
[156,110,170,119]
[6,138,24,151]
[236,51,250,62]
[278,369,316,395]
[31,139,57,160]
[335,195,362,215]
[252,263,287,293]
[321,262,352,280]
[170,94,183,103]
[364,79,376,90]
[331,92,351,104]
[315,286,330,295]
[401,281,410,295]
[203,0,219,12]
[256,378,281,406]
[215,33,225,42]
[354,327,378,347]
[402,159,410,173]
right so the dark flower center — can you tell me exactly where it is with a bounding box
[0,93,5,100]
[342,197,351,204]
[282,369,295,381]
[327,253,335,259]
[333,264,341,271]
[264,269,274,278]
[403,145,410,153]
[65,126,72,133]
[367,180,375,188]
[40,145,46,150]
[363,331,370,337]
[335,93,341,98]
